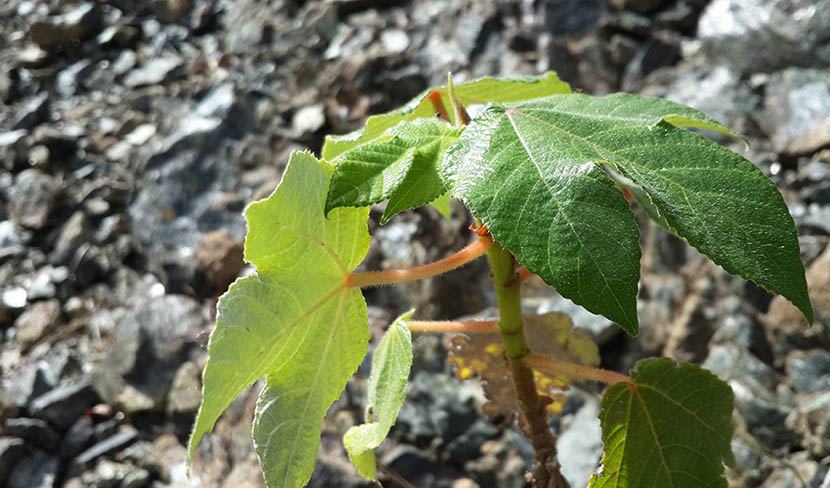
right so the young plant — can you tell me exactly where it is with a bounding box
[186,72,812,488]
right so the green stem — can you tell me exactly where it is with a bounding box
[487,242,569,488]
[486,241,529,359]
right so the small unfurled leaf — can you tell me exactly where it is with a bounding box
[321,72,571,160]
[448,312,599,417]
[590,358,735,488]
[325,118,462,223]
[344,310,414,480]
[443,93,813,334]
[188,151,371,488]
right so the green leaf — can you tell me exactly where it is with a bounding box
[443,93,813,333]
[443,103,642,334]
[325,118,463,224]
[321,72,571,160]
[344,310,414,480]
[188,151,371,488]
[429,192,452,219]
[590,358,735,488]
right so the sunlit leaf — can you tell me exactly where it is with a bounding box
[344,310,414,480]
[188,151,371,488]
[321,72,571,160]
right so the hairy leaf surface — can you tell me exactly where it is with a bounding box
[443,93,812,334]
[590,358,735,488]
[344,310,414,480]
[325,118,462,223]
[321,72,571,160]
[188,151,371,488]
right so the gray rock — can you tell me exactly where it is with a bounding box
[621,33,681,92]
[73,426,139,468]
[653,1,699,31]
[760,68,830,157]
[758,451,822,488]
[122,56,183,87]
[787,392,830,457]
[165,361,202,415]
[92,459,151,488]
[0,437,28,486]
[2,418,60,451]
[291,104,326,134]
[60,416,95,459]
[29,380,98,429]
[444,419,500,464]
[12,92,50,130]
[0,129,28,171]
[641,63,759,139]
[28,2,102,49]
[127,83,253,291]
[610,0,669,14]
[51,211,90,265]
[803,204,830,234]
[56,60,93,98]
[91,295,201,413]
[7,448,59,488]
[6,169,58,229]
[557,394,602,488]
[787,350,830,395]
[0,220,31,261]
[697,0,830,75]
[14,298,61,351]
[704,345,793,435]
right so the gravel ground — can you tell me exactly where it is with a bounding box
[0,0,829,487]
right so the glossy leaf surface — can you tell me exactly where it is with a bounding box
[590,358,735,488]
[443,93,812,334]
[188,151,371,488]
[344,310,414,480]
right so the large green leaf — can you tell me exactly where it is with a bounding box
[443,104,642,334]
[590,358,735,488]
[188,151,371,488]
[321,72,571,160]
[325,118,463,224]
[343,310,414,480]
[443,93,813,334]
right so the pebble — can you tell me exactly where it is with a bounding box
[28,2,103,49]
[291,104,326,134]
[12,92,50,131]
[14,298,61,351]
[123,56,183,87]
[6,169,57,229]
[28,381,98,429]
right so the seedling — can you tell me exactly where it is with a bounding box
[187,72,812,488]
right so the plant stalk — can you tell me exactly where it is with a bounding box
[486,242,570,488]
[349,235,492,288]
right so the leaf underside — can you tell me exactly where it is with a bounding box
[590,358,735,488]
[321,72,571,161]
[449,312,600,417]
[344,310,414,480]
[188,151,371,488]
[443,93,812,334]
